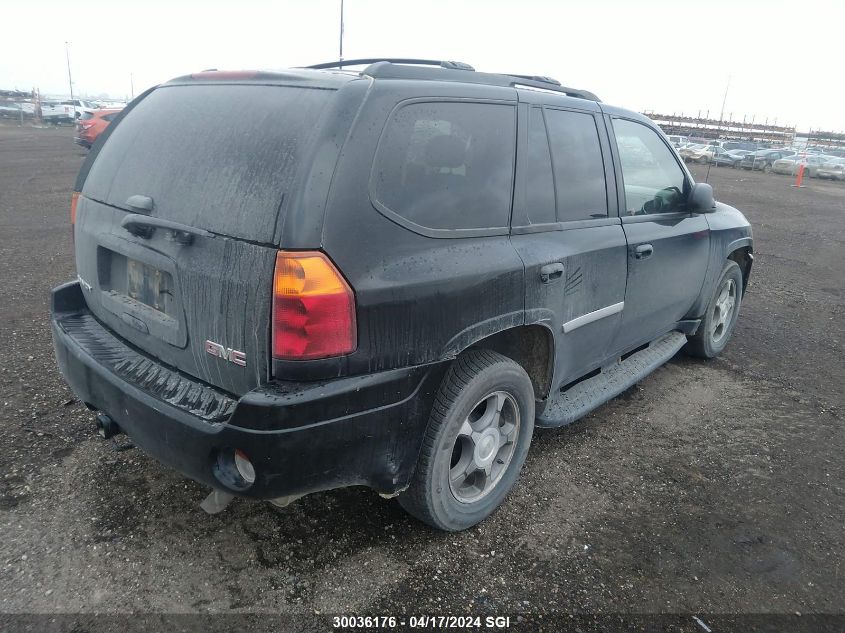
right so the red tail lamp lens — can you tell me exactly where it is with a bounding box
[70,191,80,226]
[272,251,356,360]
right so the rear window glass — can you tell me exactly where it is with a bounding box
[82,84,332,243]
[371,101,516,234]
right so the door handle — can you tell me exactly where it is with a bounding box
[540,262,565,283]
[634,244,654,260]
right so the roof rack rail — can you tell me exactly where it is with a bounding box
[306,58,475,71]
[507,77,601,102]
[303,59,599,102]
[506,74,562,86]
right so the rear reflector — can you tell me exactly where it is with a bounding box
[272,251,356,360]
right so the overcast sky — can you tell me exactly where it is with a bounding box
[1,0,843,131]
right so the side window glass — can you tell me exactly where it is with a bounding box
[372,101,516,232]
[612,118,687,215]
[520,106,556,225]
[544,109,608,221]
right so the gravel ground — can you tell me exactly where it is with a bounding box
[0,125,843,631]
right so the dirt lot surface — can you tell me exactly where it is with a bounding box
[1,125,843,630]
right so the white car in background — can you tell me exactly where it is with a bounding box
[680,144,718,164]
[59,99,99,119]
[668,134,689,148]
[816,158,845,181]
[771,154,838,177]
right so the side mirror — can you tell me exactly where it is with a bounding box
[688,182,716,213]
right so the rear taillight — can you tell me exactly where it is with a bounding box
[272,251,356,360]
[70,191,80,245]
[70,191,80,226]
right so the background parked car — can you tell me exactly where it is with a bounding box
[711,148,748,167]
[816,158,845,180]
[38,101,76,124]
[772,154,836,177]
[74,108,122,148]
[721,140,759,152]
[679,143,711,162]
[668,134,689,148]
[740,149,794,172]
[59,98,99,119]
[0,100,24,117]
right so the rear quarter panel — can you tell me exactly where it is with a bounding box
[303,80,526,379]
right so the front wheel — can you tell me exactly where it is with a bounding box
[398,350,535,531]
[685,261,743,358]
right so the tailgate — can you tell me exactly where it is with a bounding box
[75,83,333,395]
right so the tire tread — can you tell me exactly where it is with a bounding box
[399,350,517,529]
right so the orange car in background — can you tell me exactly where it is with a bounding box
[75,108,122,148]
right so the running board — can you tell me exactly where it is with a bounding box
[536,331,687,428]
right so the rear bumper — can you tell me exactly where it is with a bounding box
[51,281,448,499]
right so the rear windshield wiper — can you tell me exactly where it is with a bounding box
[121,214,215,244]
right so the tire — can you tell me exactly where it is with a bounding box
[685,261,743,359]
[763,163,772,173]
[398,350,535,531]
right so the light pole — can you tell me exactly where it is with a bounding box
[65,41,75,107]
[339,0,345,64]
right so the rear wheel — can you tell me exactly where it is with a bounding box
[685,261,743,358]
[398,350,534,531]
[763,163,772,173]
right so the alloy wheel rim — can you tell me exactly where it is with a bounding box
[711,278,737,344]
[449,391,520,504]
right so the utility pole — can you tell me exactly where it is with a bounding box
[65,42,75,106]
[339,0,345,64]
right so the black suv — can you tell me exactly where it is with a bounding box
[51,59,753,531]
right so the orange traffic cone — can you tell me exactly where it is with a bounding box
[791,162,806,188]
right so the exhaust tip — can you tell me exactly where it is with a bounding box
[212,448,257,491]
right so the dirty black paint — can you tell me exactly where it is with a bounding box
[52,68,755,505]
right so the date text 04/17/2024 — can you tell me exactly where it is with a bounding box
[332,615,512,629]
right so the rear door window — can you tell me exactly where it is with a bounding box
[518,106,556,225]
[82,84,333,243]
[544,109,609,221]
[371,100,516,235]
